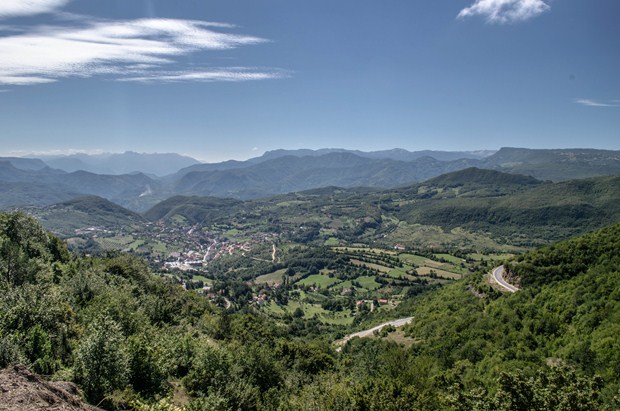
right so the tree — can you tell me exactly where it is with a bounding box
[74,315,130,404]
[492,366,603,411]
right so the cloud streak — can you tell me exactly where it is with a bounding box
[0,17,282,85]
[458,0,550,23]
[122,68,287,83]
[573,99,620,108]
[0,0,71,18]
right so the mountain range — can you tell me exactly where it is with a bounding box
[31,151,200,176]
[2,147,620,211]
[28,167,620,251]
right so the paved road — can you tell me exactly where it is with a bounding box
[492,265,519,293]
[336,317,414,350]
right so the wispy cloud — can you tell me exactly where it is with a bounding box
[0,0,71,18]
[122,68,287,83]
[0,17,282,85]
[573,99,620,108]
[458,0,550,23]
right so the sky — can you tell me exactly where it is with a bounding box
[0,0,618,162]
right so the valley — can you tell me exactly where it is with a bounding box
[1,1,617,408]
[2,150,620,410]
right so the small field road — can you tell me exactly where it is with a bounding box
[335,317,414,350]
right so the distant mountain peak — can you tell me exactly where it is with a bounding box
[35,152,200,176]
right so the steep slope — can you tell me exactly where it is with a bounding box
[398,174,620,245]
[422,167,543,188]
[35,196,145,236]
[172,148,492,179]
[396,223,620,407]
[505,222,620,287]
[173,152,471,199]
[0,162,161,211]
[412,167,544,198]
[38,151,200,176]
[143,195,243,223]
[482,147,620,181]
[0,157,48,171]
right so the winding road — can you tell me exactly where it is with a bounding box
[491,265,519,293]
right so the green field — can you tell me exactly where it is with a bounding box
[357,275,381,290]
[255,269,287,285]
[434,253,465,264]
[296,273,341,288]
[398,253,430,266]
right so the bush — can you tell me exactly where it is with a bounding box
[73,315,130,404]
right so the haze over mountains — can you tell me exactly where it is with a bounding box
[2,147,620,212]
[30,151,201,176]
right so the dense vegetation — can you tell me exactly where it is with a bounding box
[1,210,620,410]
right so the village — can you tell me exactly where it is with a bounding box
[74,219,281,273]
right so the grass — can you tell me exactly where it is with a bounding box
[224,228,249,242]
[468,253,515,261]
[96,235,135,250]
[129,239,145,250]
[399,253,431,266]
[385,222,519,251]
[191,275,211,284]
[416,267,461,280]
[296,273,341,288]
[255,269,287,285]
[334,246,397,255]
[264,296,355,325]
[357,275,381,290]
[331,280,364,291]
[439,263,469,275]
[434,253,464,265]
[374,329,416,347]
[276,200,309,207]
[350,259,392,273]
[324,237,340,246]
[386,266,417,281]
[320,312,355,325]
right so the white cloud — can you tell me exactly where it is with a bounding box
[573,99,620,108]
[0,0,70,18]
[458,0,550,23]
[0,18,280,86]
[122,68,287,83]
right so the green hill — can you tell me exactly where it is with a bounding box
[393,222,620,408]
[34,196,144,236]
[506,222,620,287]
[423,167,543,188]
[398,175,620,245]
[143,195,243,224]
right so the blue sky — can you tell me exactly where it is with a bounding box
[0,0,618,162]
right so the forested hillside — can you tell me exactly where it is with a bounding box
[1,212,619,410]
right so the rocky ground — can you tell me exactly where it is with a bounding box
[0,365,100,411]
